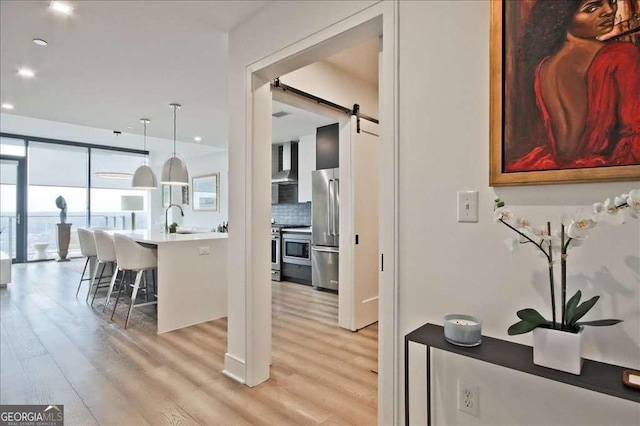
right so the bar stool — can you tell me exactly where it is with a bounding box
[89,230,117,306]
[111,233,158,329]
[76,228,97,298]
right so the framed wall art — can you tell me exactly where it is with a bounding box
[192,173,220,212]
[162,184,171,208]
[181,185,189,206]
[489,0,640,186]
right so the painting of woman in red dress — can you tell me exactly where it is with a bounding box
[503,0,640,173]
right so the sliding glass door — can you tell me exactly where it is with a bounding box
[0,138,27,262]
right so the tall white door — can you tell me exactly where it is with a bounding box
[352,119,380,330]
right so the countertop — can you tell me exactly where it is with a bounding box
[281,227,312,233]
[109,229,228,244]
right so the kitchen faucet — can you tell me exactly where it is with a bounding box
[165,203,184,232]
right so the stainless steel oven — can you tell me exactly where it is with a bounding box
[282,234,312,266]
[271,228,281,281]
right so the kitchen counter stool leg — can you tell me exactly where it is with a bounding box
[103,267,121,313]
[125,271,143,329]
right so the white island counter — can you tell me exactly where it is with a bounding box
[110,230,228,334]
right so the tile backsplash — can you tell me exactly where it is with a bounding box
[272,202,311,225]
[278,184,298,204]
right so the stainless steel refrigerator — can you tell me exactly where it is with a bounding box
[312,168,339,291]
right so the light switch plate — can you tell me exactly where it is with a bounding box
[457,191,478,223]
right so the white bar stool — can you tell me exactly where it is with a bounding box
[76,228,97,297]
[111,233,158,329]
[89,230,117,306]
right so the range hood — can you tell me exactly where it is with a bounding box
[272,142,298,184]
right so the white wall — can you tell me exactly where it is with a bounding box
[1,113,228,228]
[229,1,640,425]
[151,151,228,230]
[297,133,315,203]
[400,1,639,425]
[282,60,378,117]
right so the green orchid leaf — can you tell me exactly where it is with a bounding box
[564,290,581,324]
[574,319,623,327]
[569,296,600,326]
[516,309,548,325]
[508,320,540,335]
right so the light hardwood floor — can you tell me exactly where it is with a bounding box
[0,259,378,425]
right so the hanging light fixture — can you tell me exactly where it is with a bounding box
[160,103,189,186]
[93,172,132,179]
[132,118,158,189]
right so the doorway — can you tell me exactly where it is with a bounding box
[226,3,397,424]
[0,155,27,263]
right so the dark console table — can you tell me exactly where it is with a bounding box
[404,323,639,426]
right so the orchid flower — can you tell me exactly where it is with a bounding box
[494,192,637,335]
[601,198,626,225]
[567,215,596,240]
[628,189,640,218]
[494,207,513,223]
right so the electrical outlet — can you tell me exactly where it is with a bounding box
[198,246,210,255]
[458,380,479,417]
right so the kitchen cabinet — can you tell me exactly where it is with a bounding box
[282,263,311,285]
[297,134,315,202]
[316,123,339,170]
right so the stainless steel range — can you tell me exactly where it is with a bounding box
[271,226,282,281]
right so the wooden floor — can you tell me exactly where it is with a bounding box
[0,259,378,425]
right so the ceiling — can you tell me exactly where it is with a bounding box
[324,37,378,87]
[272,100,336,144]
[1,1,378,150]
[0,0,270,148]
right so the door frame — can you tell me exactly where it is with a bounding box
[0,155,27,263]
[236,2,399,424]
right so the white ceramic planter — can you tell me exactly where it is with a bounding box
[533,327,583,375]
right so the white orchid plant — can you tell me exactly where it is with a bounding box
[494,189,640,336]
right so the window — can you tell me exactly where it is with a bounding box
[27,142,88,259]
[90,149,148,230]
[0,137,26,157]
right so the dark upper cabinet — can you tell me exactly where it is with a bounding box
[316,123,339,170]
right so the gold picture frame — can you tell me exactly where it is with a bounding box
[489,0,640,186]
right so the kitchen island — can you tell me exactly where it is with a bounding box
[110,230,227,334]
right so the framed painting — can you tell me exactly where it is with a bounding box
[489,0,640,186]
[162,184,171,208]
[192,173,219,212]
[181,185,189,206]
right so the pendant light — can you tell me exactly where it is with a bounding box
[132,118,158,189]
[160,103,189,186]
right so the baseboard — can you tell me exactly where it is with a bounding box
[223,352,246,384]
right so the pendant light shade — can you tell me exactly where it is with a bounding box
[132,165,158,188]
[161,103,189,186]
[132,118,159,189]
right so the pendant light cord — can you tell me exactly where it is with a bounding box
[143,120,148,165]
[173,105,177,157]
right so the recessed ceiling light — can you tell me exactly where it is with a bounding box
[1,103,15,110]
[17,68,35,78]
[194,136,202,142]
[33,38,48,46]
[126,126,133,129]
[49,1,73,15]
